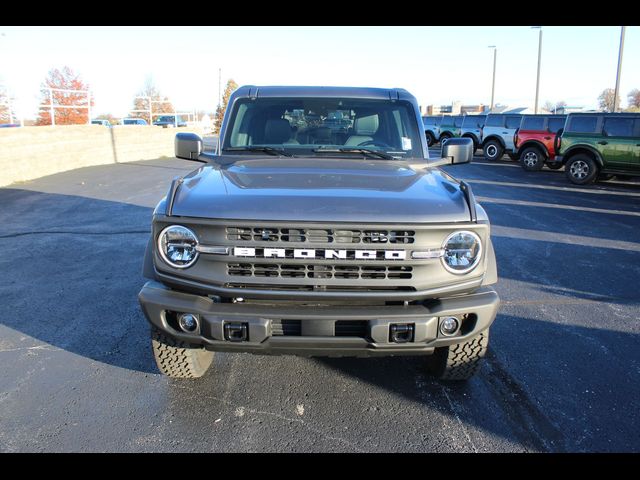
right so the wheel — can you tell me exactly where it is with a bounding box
[151,326,214,378]
[547,162,563,170]
[426,131,435,147]
[439,133,451,145]
[520,147,546,171]
[565,154,598,185]
[483,139,504,161]
[426,330,490,381]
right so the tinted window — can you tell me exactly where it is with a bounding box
[453,116,464,127]
[505,116,522,129]
[521,116,545,131]
[567,116,598,133]
[547,117,566,133]
[603,117,635,137]
[462,115,484,128]
[485,115,504,127]
[224,97,423,157]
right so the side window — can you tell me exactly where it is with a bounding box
[567,116,598,133]
[485,115,504,127]
[547,117,566,133]
[603,117,634,137]
[521,116,545,131]
[505,116,522,129]
[434,117,442,126]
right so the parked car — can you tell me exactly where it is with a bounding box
[0,123,20,128]
[460,115,486,153]
[514,114,566,171]
[138,85,499,382]
[438,115,464,144]
[121,118,148,126]
[153,115,187,128]
[555,112,640,185]
[422,115,443,146]
[482,114,523,161]
[91,119,111,127]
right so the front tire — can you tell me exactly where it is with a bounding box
[426,131,436,147]
[520,146,546,171]
[565,154,598,185]
[426,330,489,381]
[483,139,504,161]
[440,133,451,145]
[151,326,214,378]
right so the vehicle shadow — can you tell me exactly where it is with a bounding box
[0,187,157,374]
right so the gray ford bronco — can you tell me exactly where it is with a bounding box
[138,86,499,381]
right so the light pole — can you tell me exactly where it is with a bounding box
[488,46,497,111]
[613,26,626,113]
[532,26,542,114]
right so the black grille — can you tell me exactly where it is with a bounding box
[271,320,301,336]
[335,321,368,338]
[227,263,413,280]
[227,227,415,244]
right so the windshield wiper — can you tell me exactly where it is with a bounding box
[224,146,294,157]
[312,147,394,160]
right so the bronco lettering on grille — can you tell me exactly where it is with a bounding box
[233,247,406,260]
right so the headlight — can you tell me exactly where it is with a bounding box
[441,230,482,274]
[157,225,199,268]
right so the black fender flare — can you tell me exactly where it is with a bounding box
[517,140,549,159]
[482,135,505,149]
[562,145,604,167]
[142,235,157,280]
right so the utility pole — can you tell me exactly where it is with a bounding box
[532,26,542,114]
[488,46,497,111]
[613,26,626,113]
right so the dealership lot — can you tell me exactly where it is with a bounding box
[0,151,639,452]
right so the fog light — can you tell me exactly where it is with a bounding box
[178,313,199,333]
[439,316,460,336]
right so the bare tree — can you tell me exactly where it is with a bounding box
[130,76,175,124]
[0,85,17,124]
[598,88,620,112]
[627,89,640,109]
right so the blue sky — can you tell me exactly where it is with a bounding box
[0,26,638,118]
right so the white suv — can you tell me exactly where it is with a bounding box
[482,114,522,161]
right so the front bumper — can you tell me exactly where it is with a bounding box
[138,281,499,357]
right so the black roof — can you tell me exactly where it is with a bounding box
[233,85,415,101]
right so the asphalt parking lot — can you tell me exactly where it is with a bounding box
[1,149,639,452]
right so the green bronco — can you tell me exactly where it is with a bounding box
[556,112,640,185]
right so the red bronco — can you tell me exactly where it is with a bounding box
[515,114,566,171]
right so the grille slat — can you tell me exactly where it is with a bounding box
[227,263,413,280]
[227,227,415,244]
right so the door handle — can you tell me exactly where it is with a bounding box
[597,141,608,145]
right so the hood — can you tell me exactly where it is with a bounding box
[169,156,470,223]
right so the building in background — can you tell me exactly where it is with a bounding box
[423,102,486,115]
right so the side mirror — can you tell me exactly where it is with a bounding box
[441,137,473,165]
[175,132,203,161]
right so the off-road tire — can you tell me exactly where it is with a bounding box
[565,153,599,185]
[547,162,563,170]
[151,326,214,378]
[426,330,489,381]
[439,133,451,145]
[483,139,503,161]
[520,146,546,171]
[426,131,436,147]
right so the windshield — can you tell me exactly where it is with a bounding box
[222,97,423,158]
[156,116,174,122]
